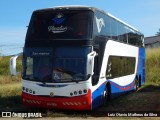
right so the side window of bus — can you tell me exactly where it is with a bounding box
[118,23,128,43]
[110,18,118,40]
[128,32,138,46]
[127,29,143,47]
[94,11,108,37]
[138,36,144,47]
[110,19,128,43]
[26,57,33,76]
[108,19,143,47]
[106,56,136,79]
[92,55,99,86]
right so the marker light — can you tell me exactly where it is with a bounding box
[74,91,77,95]
[22,87,25,91]
[83,89,87,93]
[70,92,73,96]
[26,88,28,92]
[29,89,32,93]
[79,90,82,94]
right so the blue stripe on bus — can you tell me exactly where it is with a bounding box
[91,79,135,109]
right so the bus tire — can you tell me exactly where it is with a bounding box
[135,77,139,91]
[104,83,111,104]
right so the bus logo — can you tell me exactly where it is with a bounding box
[49,13,67,33]
[52,13,65,25]
[95,16,105,33]
[50,92,54,97]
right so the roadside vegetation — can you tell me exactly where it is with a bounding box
[146,48,160,86]
[0,56,22,110]
[0,56,21,85]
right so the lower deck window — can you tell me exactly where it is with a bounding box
[106,56,136,79]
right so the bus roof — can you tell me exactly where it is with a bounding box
[34,5,141,34]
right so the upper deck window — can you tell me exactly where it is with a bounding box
[26,10,93,41]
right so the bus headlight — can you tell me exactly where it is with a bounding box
[23,87,35,94]
[22,87,25,91]
[74,91,77,95]
[79,90,82,94]
[26,88,28,92]
[29,89,32,93]
[70,89,88,96]
[70,92,73,96]
[83,89,87,93]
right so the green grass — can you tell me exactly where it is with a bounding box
[0,83,21,97]
[0,56,21,83]
[0,83,22,110]
[0,56,22,110]
[146,48,160,86]
[0,56,11,75]
[0,56,22,102]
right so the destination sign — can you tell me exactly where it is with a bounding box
[31,52,52,56]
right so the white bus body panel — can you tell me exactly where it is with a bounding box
[22,78,91,97]
[91,40,139,92]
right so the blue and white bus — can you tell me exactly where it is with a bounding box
[10,6,145,110]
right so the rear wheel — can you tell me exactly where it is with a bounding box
[135,77,139,91]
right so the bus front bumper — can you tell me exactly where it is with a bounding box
[22,89,92,110]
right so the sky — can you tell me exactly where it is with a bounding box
[0,0,160,48]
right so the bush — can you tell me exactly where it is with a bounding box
[146,48,160,86]
[0,56,22,76]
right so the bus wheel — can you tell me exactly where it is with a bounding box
[135,77,139,91]
[104,84,111,103]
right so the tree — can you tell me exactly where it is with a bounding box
[156,28,160,36]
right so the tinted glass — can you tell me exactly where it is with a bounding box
[94,11,107,36]
[22,47,91,83]
[118,23,127,43]
[106,56,136,79]
[26,11,93,41]
[110,18,118,40]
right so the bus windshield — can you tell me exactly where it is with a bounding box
[26,10,93,41]
[22,47,91,83]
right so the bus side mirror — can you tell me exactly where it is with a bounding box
[87,51,96,75]
[10,53,22,76]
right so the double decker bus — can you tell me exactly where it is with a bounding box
[10,6,145,110]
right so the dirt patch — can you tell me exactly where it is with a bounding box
[97,85,160,112]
